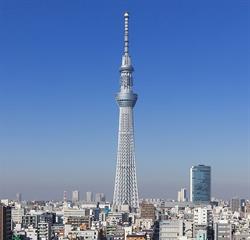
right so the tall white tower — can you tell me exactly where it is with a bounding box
[113,12,139,211]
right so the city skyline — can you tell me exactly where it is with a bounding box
[0,0,249,200]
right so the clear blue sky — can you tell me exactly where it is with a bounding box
[0,0,249,201]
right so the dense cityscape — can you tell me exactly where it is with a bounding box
[1,181,250,240]
[1,8,248,240]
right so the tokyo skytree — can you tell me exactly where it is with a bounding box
[113,12,139,211]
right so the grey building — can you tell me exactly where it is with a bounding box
[214,221,232,240]
[159,220,184,240]
[22,214,39,228]
[16,193,22,203]
[72,190,80,203]
[231,198,240,213]
[86,192,93,203]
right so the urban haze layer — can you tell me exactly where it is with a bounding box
[1,13,249,240]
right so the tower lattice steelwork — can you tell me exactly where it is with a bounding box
[113,12,139,211]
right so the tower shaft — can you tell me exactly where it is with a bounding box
[113,12,139,210]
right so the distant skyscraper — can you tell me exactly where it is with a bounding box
[72,190,80,203]
[16,193,22,203]
[240,199,246,212]
[101,193,106,202]
[95,193,105,203]
[177,188,187,202]
[231,198,240,213]
[0,204,12,240]
[63,191,67,202]
[86,192,93,203]
[190,165,211,203]
[113,12,139,211]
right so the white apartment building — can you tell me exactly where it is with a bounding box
[63,207,86,224]
[193,207,213,226]
[11,207,25,224]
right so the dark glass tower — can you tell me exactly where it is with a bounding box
[190,165,211,203]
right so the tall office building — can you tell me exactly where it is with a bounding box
[113,12,139,211]
[95,193,105,203]
[0,204,12,240]
[72,190,80,203]
[63,191,67,202]
[86,192,93,203]
[190,165,211,203]
[177,188,187,202]
[231,198,240,213]
[240,199,246,212]
[16,193,22,203]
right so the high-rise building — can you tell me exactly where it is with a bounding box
[16,193,22,203]
[240,199,246,212]
[86,192,93,203]
[72,190,80,203]
[101,193,106,202]
[63,191,67,202]
[231,198,240,213]
[63,190,68,208]
[113,12,139,211]
[177,188,187,202]
[190,165,211,203]
[95,193,105,203]
[0,204,12,240]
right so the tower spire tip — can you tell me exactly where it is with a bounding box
[124,12,129,18]
[124,12,129,54]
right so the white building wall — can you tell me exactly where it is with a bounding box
[160,220,184,240]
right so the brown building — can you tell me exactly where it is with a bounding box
[127,234,147,240]
[140,202,156,221]
[66,216,90,228]
[0,204,12,240]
